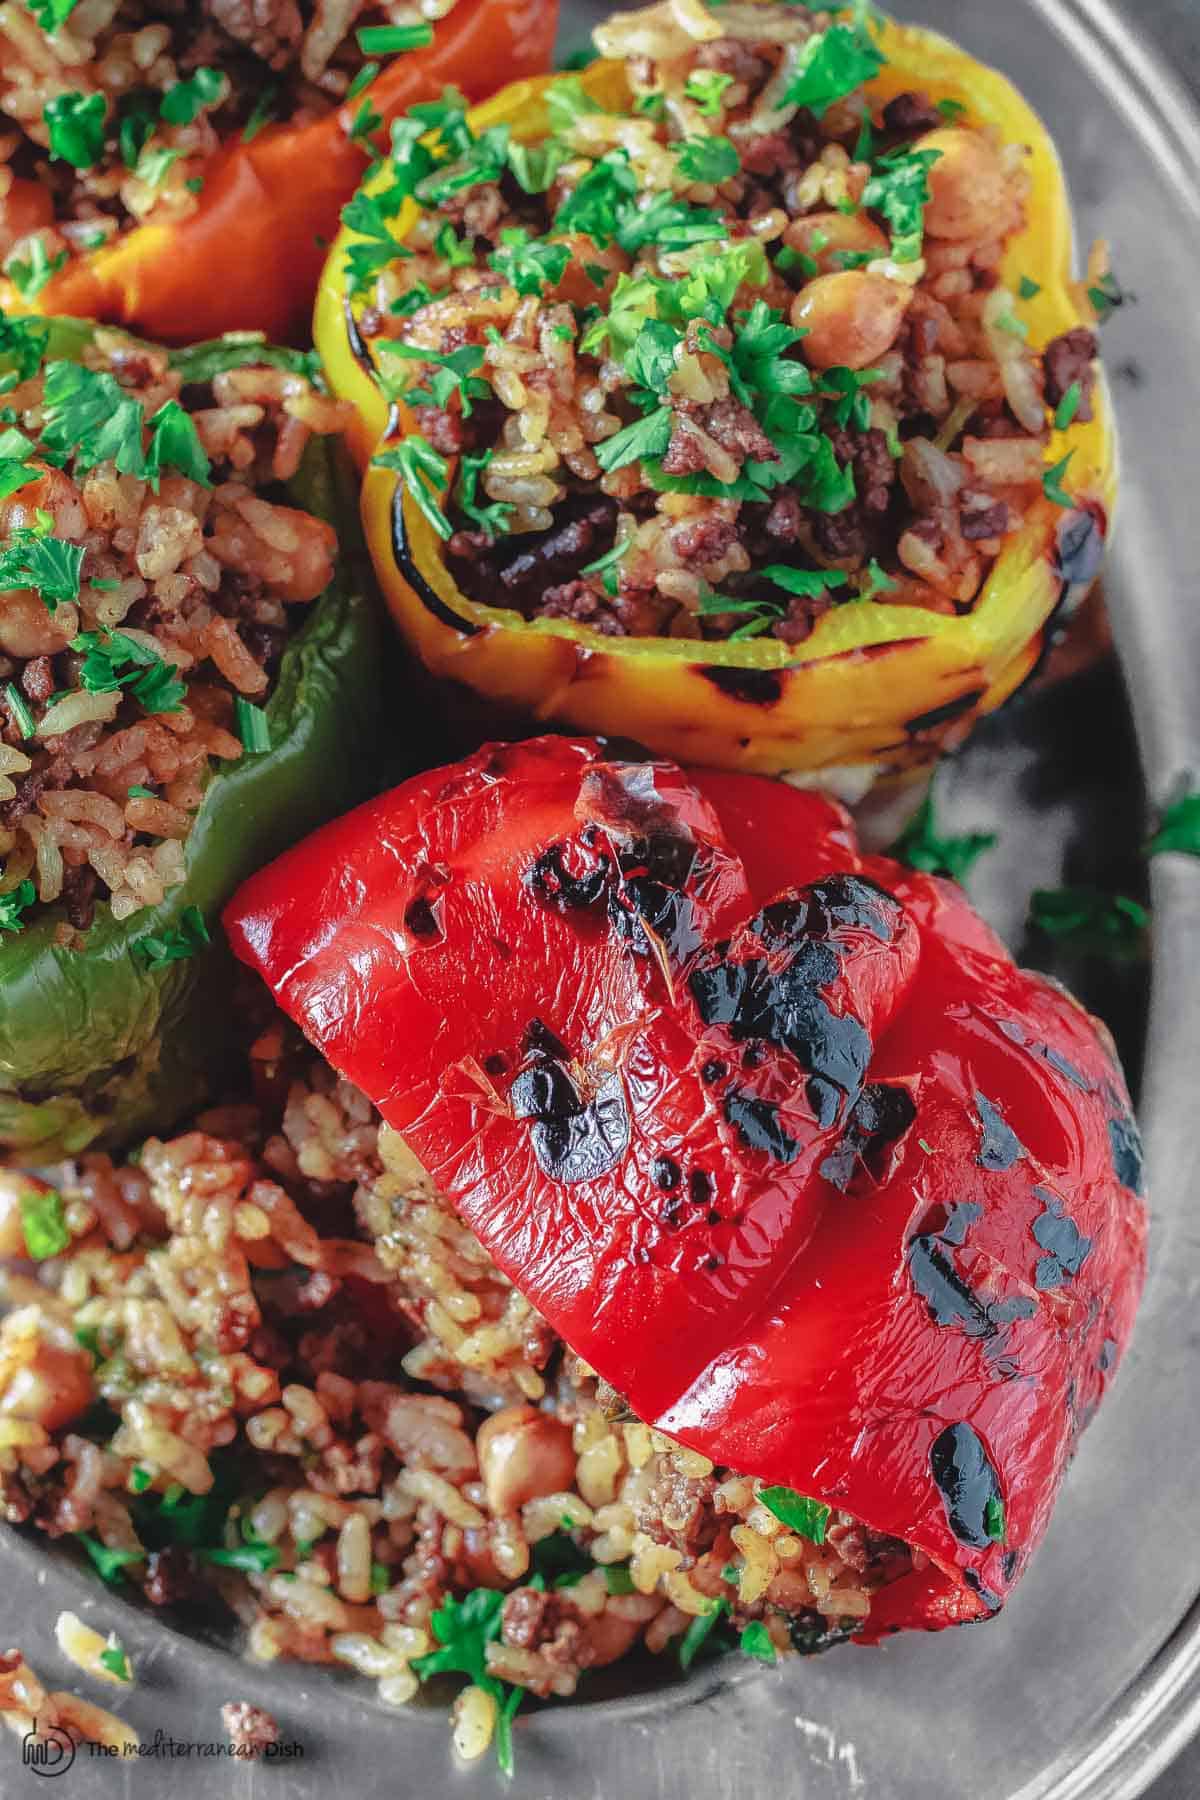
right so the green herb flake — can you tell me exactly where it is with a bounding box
[21,1186,69,1259]
[861,145,940,263]
[369,1561,391,1595]
[1054,380,1083,431]
[4,682,35,740]
[160,67,224,126]
[739,1621,777,1663]
[1028,886,1149,958]
[373,434,452,538]
[683,71,734,117]
[234,696,272,754]
[147,397,212,487]
[242,84,279,143]
[129,1466,154,1494]
[5,239,68,303]
[455,450,512,539]
[98,1639,132,1682]
[554,150,638,244]
[603,1564,636,1595]
[1018,274,1042,300]
[25,0,81,28]
[44,90,107,170]
[544,73,604,132]
[134,144,182,188]
[0,530,84,612]
[676,134,740,185]
[0,879,36,936]
[1087,270,1125,324]
[936,97,968,122]
[199,1542,281,1574]
[888,785,996,884]
[489,227,570,297]
[1042,450,1075,509]
[411,1587,526,1774]
[1146,788,1200,859]
[76,1534,146,1585]
[357,22,434,54]
[633,92,667,120]
[757,1486,832,1544]
[984,1494,1006,1545]
[783,23,885,119]
[678,1596,729,1670]
[131,905,211,971]
[594,405,673,475]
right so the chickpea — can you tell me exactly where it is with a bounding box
[476,1405,577,1516]
[791,271,911,372]
[915,128,1012,241]
[782,209,889,277]
[0,1307,94,1431]
[0,588,74,659]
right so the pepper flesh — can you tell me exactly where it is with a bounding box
[317,20,1117,782]
[225,735,1147,1637]
[0,324,382,1158]
[0,0,558,346]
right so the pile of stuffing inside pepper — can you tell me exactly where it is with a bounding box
[347,0,1107,644]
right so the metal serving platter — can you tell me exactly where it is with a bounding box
[5,0,1200,1794]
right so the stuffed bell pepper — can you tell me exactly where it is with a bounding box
[0,313,380,1158]
[317,0,1116,791]
[0,0,558,345]
[226,734,1147,1642]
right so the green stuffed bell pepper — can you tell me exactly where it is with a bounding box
[0,316,380,1156]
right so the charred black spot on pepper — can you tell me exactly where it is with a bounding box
[483,1052,508,1077]
[1098,1337,1118,1372]
[510,1061,581,1122]
[1053,503,1107,589]
[403,895,442,942]
[742,1044,766,1070]
[1031,1192,1093,1290]
[701,1059,728,1084]
[961,1569,1003,1612]
[653,1156,680,1191]
[756,875,901,946]
[975,1091,1025,1171]
[513,1067,631,1185]
[820,1083,916,1192]
[526,842,609,911]
[904,690,985,736]
[930,1422,1003,1550]
[343,294,376,377]
[391,480,482,636]
[1107,1113,1145,1194]
[689,1169,712,1206]
[723,1088,799,1164]
[699,666,784,705]
[908,1235,1036,1337]
[1001,1549,1019,1583]
[523,1018,570,1062]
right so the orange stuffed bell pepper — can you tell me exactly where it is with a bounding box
[0,0,558,345]
[315,0,1116,791]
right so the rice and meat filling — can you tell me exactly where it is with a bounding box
[354,0,1101,644]
[0,0,464,287]
[0,1029,914,1764]
[0,321,348,931]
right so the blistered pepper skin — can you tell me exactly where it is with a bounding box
[225,737,1147,1637]
[316,20,1117,781]
[0,0,558,345]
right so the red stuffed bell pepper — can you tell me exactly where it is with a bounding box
[225,738,1148,1638]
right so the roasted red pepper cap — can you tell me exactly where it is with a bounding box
[225,736,1148,1638]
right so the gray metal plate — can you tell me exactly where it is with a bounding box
[5,1,1200,1794]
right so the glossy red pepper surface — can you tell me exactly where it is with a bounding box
[225,737,1148,1637]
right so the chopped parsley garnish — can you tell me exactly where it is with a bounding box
[434,221,475,267]
[544,73,604,131]
[234,696,272,754]
[861,145,940,263]
[1054,381,1082,431]
[1087,270,1125,323]
[21,1186,69,1258]
[44,90,107,170]
[857,557,898,600]
[819,363,882,429]
[784,23,885,118]
[380,340,491,415]
[129,1466,154,1494]
[1042,451,1075,509]
[0,528,83,612]
[369,1561,391,1595]
[349,96,384,148]
[341,180,413,293]
[507,136,569,195]
[554,151,638,244]
[98,1639,132,1682]
[25,0,80,27]
[146,398,211,486]
[936,97,968,122]
[633,92,667,121]
[616,193,726,255]
[1028,886,1149,958]
[984,1495,1006,1545]
[412,1588,526,1776]
[1018,275,1042,300]
[76,1534,146,1585]
[242,84,279,143]
[675,134,740,185]
[414,122,509,207]
[199,1542,281,1574]
[594,406,674,474]
[5,239,68,303]
[455,451,512,538]
[0,879,36,936]
[888,784,996,883]
[490,227,570,296]
[703,564,847,639]
[604,1565,636,1596]
[71,629,186,712]
[134,144,182,188]
[739,1621,777,1663]
[39,361,210,490]
[357,22,434,53]
[0,314,49,387]
[683,71,734,117]
[131,905,211,971]
[757,1486,831,1543]
[678,1596,729,1670]
[374,434,452,537]
[160,67,224,126]
[1146,787,1200,858]
[4,681,35,738]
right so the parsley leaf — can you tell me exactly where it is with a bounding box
[380,341,491,415]
[72,629,185,712]
[489,227,570,296]
[862,145,940,263]
[411,1588,527,1774]
[1018,274,1042,300]
[0,314,49,386]
[40,360,148,477]
[984,1495,1006,1545]
[761,564,849,599]
[98,1640,132,1683]
[784,23,885,118]
[507,136,569,195]
[818,363,883,429]
[234,696,271,753]
[199,1542,281,1573]
[675,134,740,185]
[615,193,726,255]
[374,434,452,538]
[0,879,36,936]
[888,785,996,883]
[21,1186,69,1258]
[357,22,434,53]
[678,1596,730,1669]
[594,405,673,474]
[133,144,182,188]
[1028,886,1149,958]
[1087,271,1125,323]
[455,451,512,538]
[1146,788,1200,858]
[76,1535,146,1585]
[341,180,413,293]
[1042,451,1075,509]
[683,71,733,117]
[4,681,35,739]
[739,1621,777,1663]
[414,122,509,206]
[147,399,211,486]
[131,905,210,971]
[625,318,682,397]
[44,90,107,169]
[1054,381,1082,431]
[5,239,68,302]
[160,67,224,125]
[25,0,80,27]
[757,1486,831,1543]
[544,74,604,132]
[0,529,83,611]
[554,151,638,244]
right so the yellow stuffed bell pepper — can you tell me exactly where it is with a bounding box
[315,3,1116,788]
